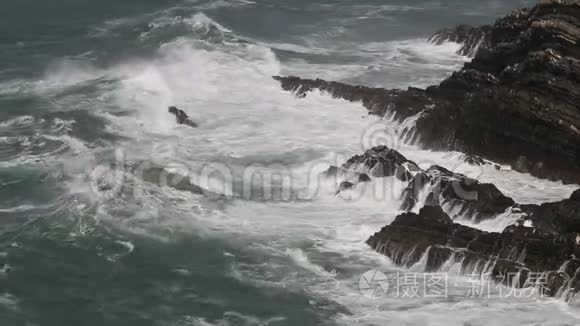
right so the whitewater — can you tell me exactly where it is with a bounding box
[1,1,579,325]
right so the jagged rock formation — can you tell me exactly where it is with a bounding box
[327,144,580,299]
[327,145,514,220]
[273,76,430,121]
[276,0,580,302]
[423,1,580,183]
[366,204,580,298]
[429,24,492,57]
[275,1,580,184]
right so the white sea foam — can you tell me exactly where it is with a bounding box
[287,248,335,277]
[0,205,37,213]
[280,38,469,89]
[0,293,19,312]
[7,6,578,325]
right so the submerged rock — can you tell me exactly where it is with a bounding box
[275,1,580,184]
[128,162,226,200]
[138,165,204,194]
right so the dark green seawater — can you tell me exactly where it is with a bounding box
[4,1,580,325]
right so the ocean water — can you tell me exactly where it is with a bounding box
[1,0,580,325]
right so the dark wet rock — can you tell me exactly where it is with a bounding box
[367,206,453,267]
[326,146,418,194]
[428,167,515,220]
[417,1,580,183]
[168,106,198,128]
[274,1,580,184]
[459,154,501,170]
[323,165,373,194]
[278,1,580,302]
[459,154,486,166]
[336,145,514,220]
[338,181,355,192]
[341,145,417,181]
[358,173,372,183]
[366,204,580,297]
[521,189,580,235]
[273,76,432,121]
[571,188,580,201]
[429,24,492,57]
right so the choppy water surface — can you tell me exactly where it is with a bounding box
[2,1,579,325]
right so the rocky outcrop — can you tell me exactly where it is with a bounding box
[367,205,580,298]
[275,1,580,184]
[421,1,580,183]
[168,106,198,127]
[521,188,580,235]
[429,24,492,57]
[273,76,430,121]
[282,0,580,303]
[329,144,580,298]
[327,145,514,220]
